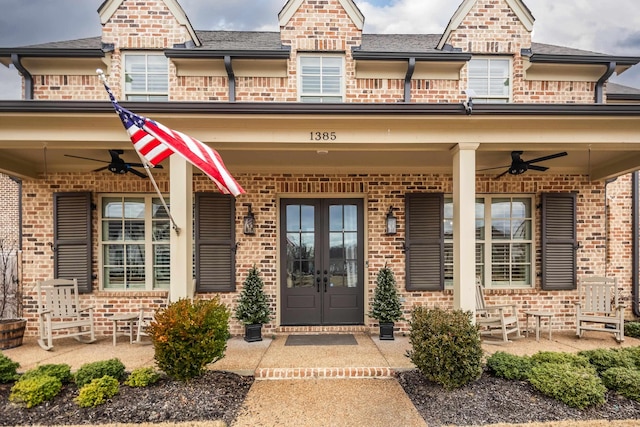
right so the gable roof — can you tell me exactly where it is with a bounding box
[98,0,201,46]
[278,0,364,30]
[437,0,534,49]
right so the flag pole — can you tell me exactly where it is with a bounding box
[96,69,181,235]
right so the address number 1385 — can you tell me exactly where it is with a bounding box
[310,132,337,141]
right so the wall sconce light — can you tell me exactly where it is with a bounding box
[243,204,255,235]
[385,206,397,235]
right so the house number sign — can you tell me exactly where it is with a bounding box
[310,131,337,141]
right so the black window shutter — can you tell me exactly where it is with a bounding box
[53,192,92,293]
[405,193,444,291]
[195,193,236,292]
[541,193,577,290]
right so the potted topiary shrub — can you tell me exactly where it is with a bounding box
[369,264,403,340]
[0,235,25,350]
[234,265,272,342]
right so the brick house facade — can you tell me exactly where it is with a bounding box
[1,0,640,338]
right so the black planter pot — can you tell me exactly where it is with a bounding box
[379,322,395,340]
[244,323,263,342]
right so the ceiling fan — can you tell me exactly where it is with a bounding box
[479,151,568,179]
[64,149,162,178]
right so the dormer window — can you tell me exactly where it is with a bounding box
[299,55,344,102]
[468,57,511,103]
[123,54,169,101]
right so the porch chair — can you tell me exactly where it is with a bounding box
[36,278,96,351]
[575,276,625,342]
[136,290,172,343]
[476,279,522,343]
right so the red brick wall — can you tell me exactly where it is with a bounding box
[26,0,602,104]
[18,171,633,337]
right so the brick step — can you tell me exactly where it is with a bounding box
[254,366,396,380]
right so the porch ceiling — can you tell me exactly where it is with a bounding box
[1,108,639,181]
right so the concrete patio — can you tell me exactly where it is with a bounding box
[3,329,639,378]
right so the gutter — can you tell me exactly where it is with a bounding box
[404,57,415,102]
[634,172,640,317]
[2,101,640,116]
[10,54,32,100]
[165,48,291,59]
[352,51,471,62]
[224,56,235,102]
[595,62,616,104]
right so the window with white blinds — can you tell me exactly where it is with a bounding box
[123,54,169,101]
[100,195,170,290]
[299,55,344,102]
[467,58,511,103]
[444,195,534,288]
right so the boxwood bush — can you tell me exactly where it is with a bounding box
[0,353,19,383]
[20,364,72,384]
[9,375,62,408]
[625,322,640,339]
[486,351,533,381]
[407,306,483,390]
[528,363,606,409]
[75,375,120,408]
[578,348,635,374]
[74,358,126,388]
[125,367,161,387]
[530,351,592,369]
[601,367,640,401]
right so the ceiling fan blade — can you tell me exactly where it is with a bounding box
[128,162,146,168]
[92,166,109,172]
[478,164,510,172]
[64,154,109,164]
[495,169,510,179]
[527,164,548,172]
[128,168,148,178]
[525,152,568,164]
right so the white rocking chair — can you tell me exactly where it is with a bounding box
[36,278,96,350]
[476,279,522,343]
[575,276,625,343]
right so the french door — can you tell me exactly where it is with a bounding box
[280,198,364,325]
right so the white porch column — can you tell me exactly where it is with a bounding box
[452,143,479,315]
[169,155,193,302]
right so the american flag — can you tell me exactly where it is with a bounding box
[102,81,245,197]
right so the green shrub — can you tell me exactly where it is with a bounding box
[20,364,72,384]
[147,297,230,381]
[74,358,126,388]
[9,375,62,408]
[75,375,120,408]
[528,363,606,409]
[578,348,635,374]
[620,347,640,368]
[601,367,640,401]
[124,367,160,387]
[0,352,19,383]
[625,322,640,339]
[530,351,591,369]
[486,351,533,381]
[407,306,483,390]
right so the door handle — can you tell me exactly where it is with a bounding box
[323,276,328,292]
[316,270,321,292]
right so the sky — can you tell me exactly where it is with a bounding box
[0,0,639,99]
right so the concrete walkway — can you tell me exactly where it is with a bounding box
[3,330,639,427]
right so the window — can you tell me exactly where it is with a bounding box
[299,55,344,102]
[123,54,168,101]
[100,195,170,290]
[467,58,510,103]
[444,195,534,288]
